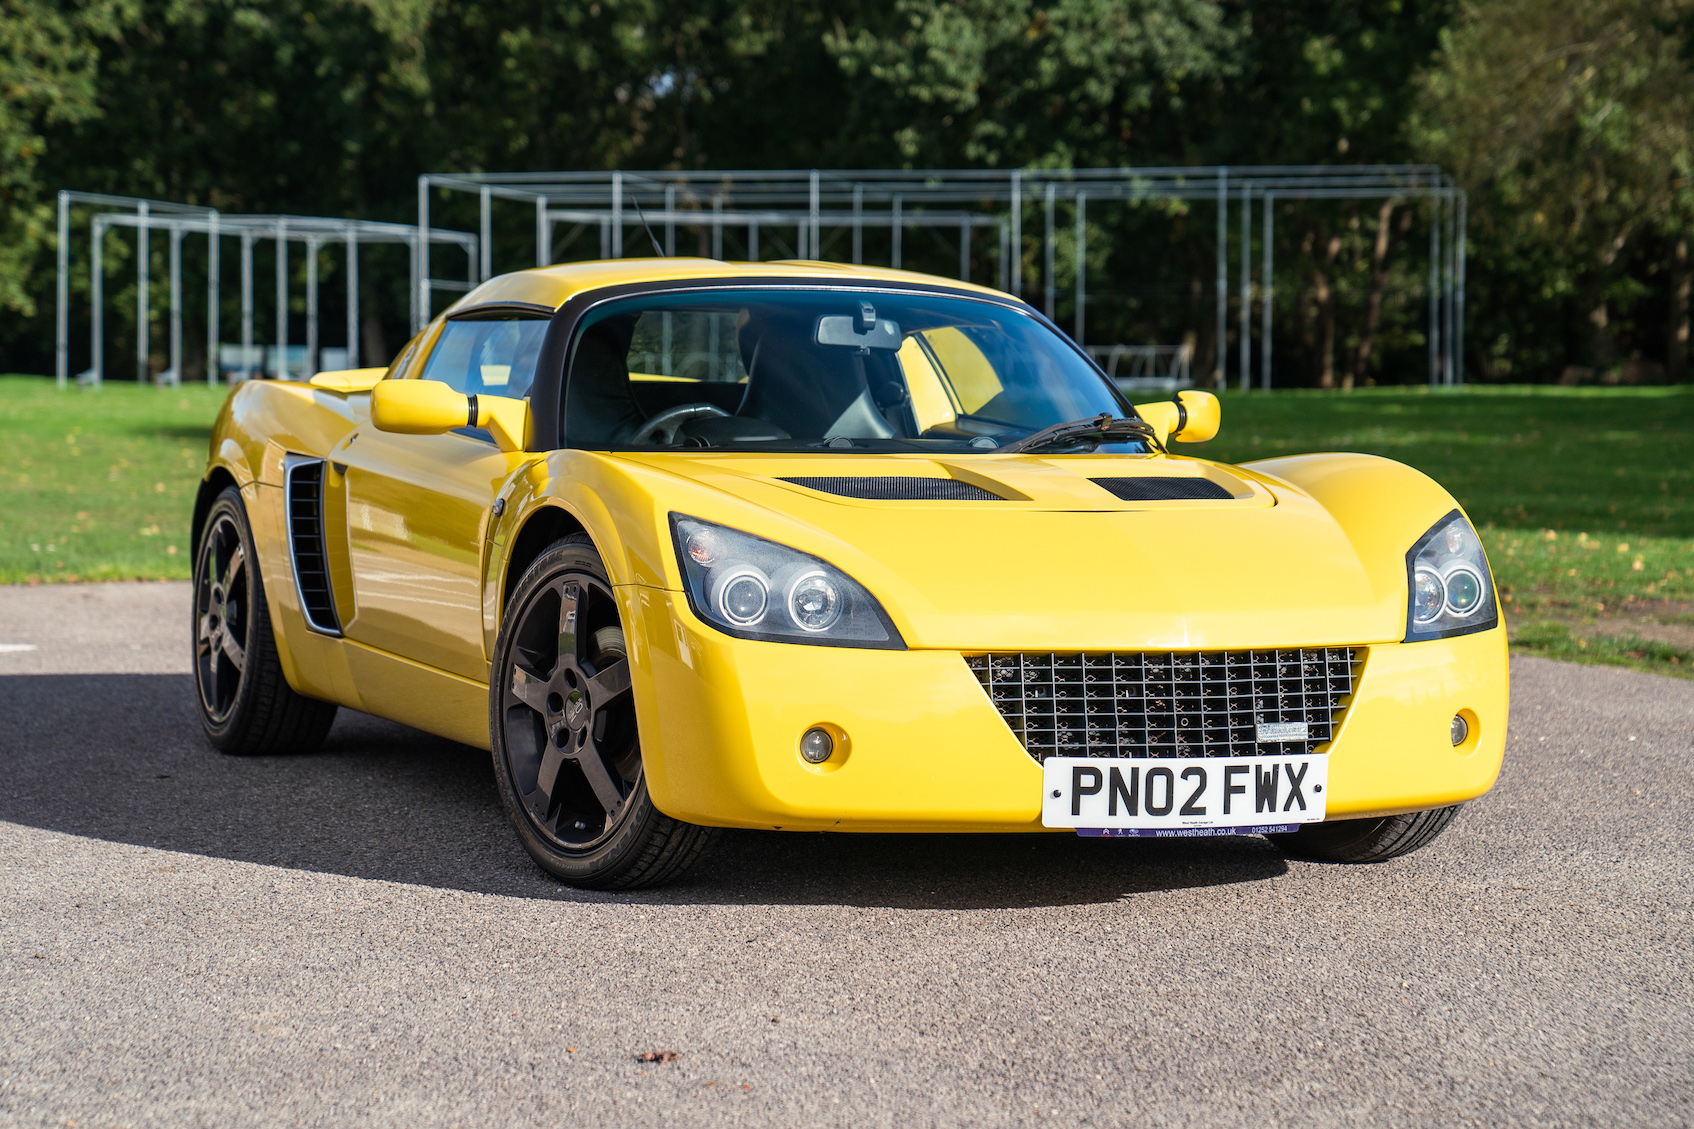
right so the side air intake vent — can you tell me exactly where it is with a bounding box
[284,456,341,636]
[1092,476,1235,502]
[781,476,1002,501]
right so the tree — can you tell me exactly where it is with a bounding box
[1415,0,1694,376]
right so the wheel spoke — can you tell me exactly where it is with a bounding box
[587,657,631,704]
[196,614,215,654]
[221,542,245,593]
[556,581,581,664]
[535,743,566,801]
[574,738,625,817]
[509,663,552,715]
[204,644,220,700]
[220,630,246,671]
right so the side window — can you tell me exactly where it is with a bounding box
[420,317,549,399]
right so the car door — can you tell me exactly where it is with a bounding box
[333,309,550,683]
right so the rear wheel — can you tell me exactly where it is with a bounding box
[193,486,338,754]
[490,535,718,889]
[1267,805,1463,863]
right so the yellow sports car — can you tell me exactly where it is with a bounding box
[192,258,1507,888]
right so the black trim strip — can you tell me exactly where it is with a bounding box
[447,300,556,321]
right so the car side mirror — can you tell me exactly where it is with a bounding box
[369,379,529,453]
[1133,390,1221,447]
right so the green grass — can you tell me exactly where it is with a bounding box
[1176,384,1694,677]
[0,374,227,583]
[4,374,1692,676]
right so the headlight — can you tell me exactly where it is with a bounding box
[1404,511,1498,641]
[670,515,904,648]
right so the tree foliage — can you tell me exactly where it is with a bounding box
[2,0,1692,384]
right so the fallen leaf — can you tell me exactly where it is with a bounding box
[635,1050,678,1064]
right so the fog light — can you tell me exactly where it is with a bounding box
[1450,714,1469,746]
[799,727,834,764]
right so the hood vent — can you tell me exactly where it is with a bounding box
[781,476,1002,501]
[1092,476,1235,502]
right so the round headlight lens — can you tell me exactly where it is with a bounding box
[1412,568,1446,624]
[788,572,842,632]
[718,571,769,626]
[1443,564,1484,616]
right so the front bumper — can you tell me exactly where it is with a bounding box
[622,587,1508,832]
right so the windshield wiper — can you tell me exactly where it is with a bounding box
[996,412,1157,454]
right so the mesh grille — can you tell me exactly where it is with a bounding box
[966,648,1362,763]
[1092,476,1235,501]
[285,459,341,635]
[781,476,1002,501]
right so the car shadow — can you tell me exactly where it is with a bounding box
[0,674,1288,908]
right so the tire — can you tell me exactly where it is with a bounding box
[1267,804,1463,863]
[193,485,338,755]
[489,534,718,889]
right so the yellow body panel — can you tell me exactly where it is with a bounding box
[196,257,1509,833]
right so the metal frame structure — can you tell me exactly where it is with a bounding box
[56,191,476,388]
[418,167,1466,389]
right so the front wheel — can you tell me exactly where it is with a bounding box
[1268,805,1463,863]
[489,535,717,889]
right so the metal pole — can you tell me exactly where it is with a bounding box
[240,232,253,383]
[417,178,430,332]
[305,235,318,376]
[712,196,723,259]
[998,221,1009,292]
[1428,195,1441,387]
[1455,190,1468,387]
[796,221,806,260]
[535,196,548,266]
[479,185,492,282]
[345,228,359,368]
[56,192,69,388]
[891,196,902,268]
[809,169,821,258]
[207,214,219,385]
[137,201,150,382]
[852,185,863,264]
[1215,168,1227,389]
[1445,188,1458,387]
[1074,193,1086,344]
[275,220,288,378]
[748,220,759,261]
[1043,183,1056,319]
[408,234,419,333]
[664,184,676,256]
[1010,171,1022,296]
[1262,192,1273,392]
[1240,183,1252,391]
[91,216,104,387]
[611,171,623,257]
[168,224,182,386]
[960,215,971,282]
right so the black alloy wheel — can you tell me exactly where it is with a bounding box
[192,486,338,755]
[491,535,717,888]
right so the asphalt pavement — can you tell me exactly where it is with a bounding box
[1,582,1690,1127]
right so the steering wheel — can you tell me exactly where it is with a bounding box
[631,403,731,446]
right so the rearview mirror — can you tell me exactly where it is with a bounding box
[370,378,471,435]
[1133,390,1221,447]
[815,314,902,350]
[369,379,530,453]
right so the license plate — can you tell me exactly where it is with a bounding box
[1041,755,1327,834]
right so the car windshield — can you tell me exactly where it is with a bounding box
[561,288,1141,453]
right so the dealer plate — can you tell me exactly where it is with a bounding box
[1041,755,1327,833]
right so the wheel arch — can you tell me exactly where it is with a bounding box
[192,467,241,556]
[501,503,589,618]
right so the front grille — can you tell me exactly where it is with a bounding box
[781,476,1002,501]
[966,648,1362,763]
[1092,476,1235,501]
[284,457,341,636]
